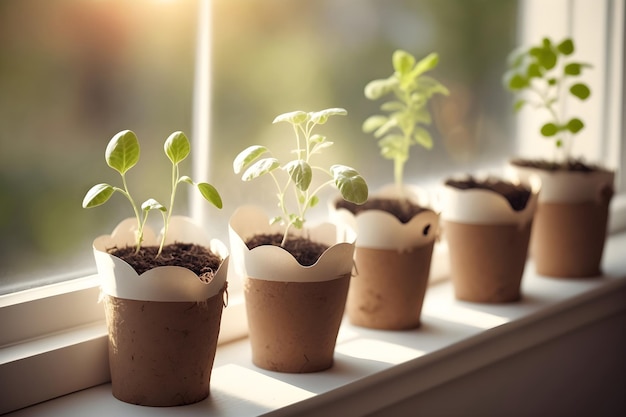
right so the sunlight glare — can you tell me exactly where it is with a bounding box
[335,339,425,365]
[211,364,316,409]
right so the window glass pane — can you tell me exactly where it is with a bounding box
[208,0,519,239]
[0,0,198,294]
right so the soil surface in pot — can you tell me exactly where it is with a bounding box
[445,176,532,212]
[511,157,601,172]
[246,233,329,266]
[108,243,222,282]
[336,197,429,223]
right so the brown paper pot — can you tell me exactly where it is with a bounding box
[531,198,611,277]
[440,179,538,303]
[245,275,350,372]
[229,206,356,373]
[330,185,440,330]
[445,221,532,302]
[347,244,433,329]
[104,287,226,406]
[509,164,614,278]
[93,216,229,406]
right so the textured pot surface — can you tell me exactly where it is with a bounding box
[531,200,611,277]
[245,275,350,373]
[347,243,433,330]
[509,164,614,277]
[445,221,531,303]
[104,286,226,406]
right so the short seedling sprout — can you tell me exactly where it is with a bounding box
[82,130,223,256]
[504,37,592,164]
[233,108,368,246]
[362,50,449,194]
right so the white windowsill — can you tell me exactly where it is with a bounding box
[6,230,626,417]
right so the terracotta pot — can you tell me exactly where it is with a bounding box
[229,206,355,373]
[509,164,614,278]
[331,185,439,329]
[440,178,539,303]
[93,216,229,406]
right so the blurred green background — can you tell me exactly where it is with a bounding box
[0,0,518,293]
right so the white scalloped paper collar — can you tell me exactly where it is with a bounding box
[93,216,228,302]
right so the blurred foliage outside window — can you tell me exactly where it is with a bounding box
[0,0,518,294]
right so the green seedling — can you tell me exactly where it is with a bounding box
[82,130,222,256]
[362,50,449,192]
[234,108,368,246]
[504,37,592,162]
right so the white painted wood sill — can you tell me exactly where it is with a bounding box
[6,232,626,417]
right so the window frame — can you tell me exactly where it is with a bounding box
[1,0,624,414]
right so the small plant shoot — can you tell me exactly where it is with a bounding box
[234,108,368,246]
[504,37,592,163]
[82,130,222,255]
[363,50,449,192]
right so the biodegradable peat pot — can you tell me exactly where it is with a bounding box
[229,205,355,373]
[332,185,439,330]
[93,216,229,407]
[441,177,539,303]
[509,160,614,278]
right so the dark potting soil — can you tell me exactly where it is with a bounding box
[108,243,222,282]
[245,233,329,266]
[511,157,599,172]
[445,176,532,212]
[336,197,429,224]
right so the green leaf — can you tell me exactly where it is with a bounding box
[233,145,269,174]
[557,38,574,55]
[311,140,333,155]
[564,63,581,76]
[506,72,528,90]
[82,183,115,208]
[164,131,190,165]
[331,165,368,204]
[413,127,433,149]
[179,175,193,185]
[527,62,542,78]
[410,52,439,78]
[290,214,304,229]
[308,195,319,208]
[547,78,557,86]
[380,101,405,112]
[105,130,140,175]
[309,108,347,124]
[570,83,591,100]
[378,134,405,160]
[513,99,526,112]
[283,160,312,192]
[362,115,388,133]
[415,75,450,97]
[374,118,399,138]
[506,47,526,68]
[241,157,280,181]
[197,183,223,209]
[273,110,308,125]
[537,48,557,70]
[269,216,282,225]
[364,77,398,100]
[392,50,416,75]
[540,122,559,137]
[566,117,585,134]
[556,139,563,148]
[141,198,166,212]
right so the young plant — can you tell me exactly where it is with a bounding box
[362,50,449,192]
[233,108,368,246]
[503,37,592,163]
[82,130,222,255]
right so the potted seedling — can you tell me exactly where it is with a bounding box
[504,37,614,277]
[82,130,227,406]
[440,175,539,303]
[230,108,368,373]
[332,50,447,329]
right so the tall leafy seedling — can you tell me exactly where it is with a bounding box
[363,50,449,195]
[234,108,368,246]
[503,37,591,164]
[82,130,222,255]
